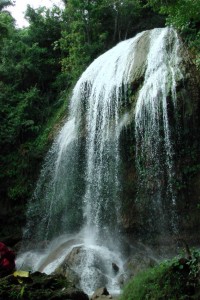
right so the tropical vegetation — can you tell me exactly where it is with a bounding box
[120,249,200,300]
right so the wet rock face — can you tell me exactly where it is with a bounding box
[129,30,150,84]
[118,252,157,288]
[124,253,157,275]
[91,287,111,299]
[118,29,200,246]
[0,272,89,300]
[55,262,80,286]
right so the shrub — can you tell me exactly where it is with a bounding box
[120,249,200,300]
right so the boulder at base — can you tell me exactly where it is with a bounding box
[91,287,113,299]
[55,246,109,290]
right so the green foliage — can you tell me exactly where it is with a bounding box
[60,0,144,83]
[120,250,200,300]
[0,3,14,40]
[147,0,200,29]
[0,272,72,300]
[147,0,200,67]
[0,0,13,11]
[0,5,68,207]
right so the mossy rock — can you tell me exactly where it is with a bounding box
[120,252,200,300]
[0,271,89,300]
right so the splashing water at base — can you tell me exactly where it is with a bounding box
[17,233,124,295]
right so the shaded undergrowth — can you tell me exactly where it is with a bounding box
[120,249,200,300]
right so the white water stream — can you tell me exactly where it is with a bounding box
[135,27,183,233]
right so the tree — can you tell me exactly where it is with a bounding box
[0,5,68,204]
[0,0,13,12]
[147,0,200,68]
[60,0,144,82]
[147,0,200,29]
[0,0,14,39]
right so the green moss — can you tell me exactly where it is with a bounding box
[120,250,200,300]
[33,91,70,154]
[0,272,79,300]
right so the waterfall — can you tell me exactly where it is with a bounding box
[24,31,146,244]
[18,27,183,294]
[78,33,146,243]
[135,27,183,236]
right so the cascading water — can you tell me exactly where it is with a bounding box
[135,27,183,236]
[24,32,143,243]
[18,27,184,294]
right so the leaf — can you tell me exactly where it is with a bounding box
[13,270,29,278]
[179,264,184,270]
